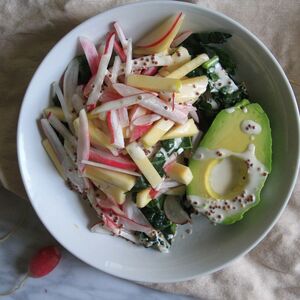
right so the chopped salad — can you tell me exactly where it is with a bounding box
[40,13,248,252]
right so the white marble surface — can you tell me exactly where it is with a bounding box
[0,186,195,300]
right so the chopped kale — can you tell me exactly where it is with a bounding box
[141,195,177,244]
[181,32,236,75]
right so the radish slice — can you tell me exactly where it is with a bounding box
[157,179,182,190]
[96,197,125,216]
[98,89,120,103]
[170,30,193,48]
[72,94,84,114]
[189,109,199,123]
[114,39,127,62]
[110,55,121,84]
[129,124,152,142]
[52,82,75,133]
[117,216,153,235]
[118,229,140,244]
[132,114,161,126]
[171,92,175,111]
[98,40,105,55]
[82,160,141,176]
[107,110,124,148]
[77,109,90,172]
[63,59,79,112]
[163,153,177,169]
[125,38,132,77]
[118,107,129,127]
[79,37,100,75]
[64,140,76,162]
[129,105,148,121]
[89,147,137,170]
[123,196,153,227]
[29,246,61,278]
[112,83,144,96]
[139,95,188,124]
[47,113,77,148]
[141,66,158,76]
[87,34,115,106]
[41,118,66,163]
[164,196,190,224]
[83,74,95,99]
[113,22,128,49]
[90,93,150,114]
[84,178,103,216]
[104,32,115,55]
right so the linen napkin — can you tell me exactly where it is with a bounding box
[0,1,299,299]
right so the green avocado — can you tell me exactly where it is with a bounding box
[187,100,272,224]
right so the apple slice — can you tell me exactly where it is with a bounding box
[134,13,185,55]
[126,74,182,93]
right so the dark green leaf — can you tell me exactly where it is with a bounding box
[76,55,92,85]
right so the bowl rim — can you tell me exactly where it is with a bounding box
[17,0,300,282]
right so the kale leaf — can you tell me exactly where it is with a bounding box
[181,32,236,75]
[76,55,92,85]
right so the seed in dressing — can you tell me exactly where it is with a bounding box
[240,120,262,135]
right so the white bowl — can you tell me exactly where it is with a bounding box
[17,1,299,282]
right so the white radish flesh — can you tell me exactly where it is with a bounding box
[132,114,161,126]
[164,196,190,224]
[77,109,90,172]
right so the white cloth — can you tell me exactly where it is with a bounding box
[0,1,299,299]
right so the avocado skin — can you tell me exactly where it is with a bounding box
[188,100,272,224]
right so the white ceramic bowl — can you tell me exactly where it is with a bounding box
[17,1,299,282]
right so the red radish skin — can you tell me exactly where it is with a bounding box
[141,66,158,76]
[79,37,100,75]
[137,12,183,48]
[114,40,127,62]
[29,246,61,278]
[130,124,152,142]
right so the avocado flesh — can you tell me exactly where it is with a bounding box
[187,100,272,224]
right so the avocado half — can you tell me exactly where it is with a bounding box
[187,100,272,224]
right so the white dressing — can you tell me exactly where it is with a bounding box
[240,120,262,135]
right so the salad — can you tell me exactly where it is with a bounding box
[40,13,271,252]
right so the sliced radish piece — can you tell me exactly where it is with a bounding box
[189,109,199,123]
[129,124,152,142]
[29,246,61,278]
[125,38,132,77]
[79,36,100,75]
[84,178,103,216]
[77,109,90,172]
[129,105,148,121]
[170,30,193,48]
[117,216,153,235]
[114,39,126,62]
[41,118,66,163]
[81,160,141,176]
[132,114,161,126]
[113,22,128,49]
[63,59,79,112]
[52,82,75,133]
[139,95,188,124]
[98,40,105,55]
[96,197,125,216]
[164,195,190,224]
[83,74,95,99]
[117,107,129,127]
[163,153,177,169]
[98,89,120,103]
[123,196,153,227]
[141,66,158,76]
[157,179,182,190]
[87,34,115,106]
[107,110,124,148]
[47,112,77,148]
[112,83,144,97]
[171,92,175,111]
[89,147,137,170]
[110,55,121,84]
[90,93,149,114]
[72,94,84,114]
[64,140,76,162]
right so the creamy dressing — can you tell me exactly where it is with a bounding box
[243,107,248,113]
[207,98,219,110]
[189,144,268,223]
[211,63,238,94]
[240,120,262,135]
[225,107,235,113]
